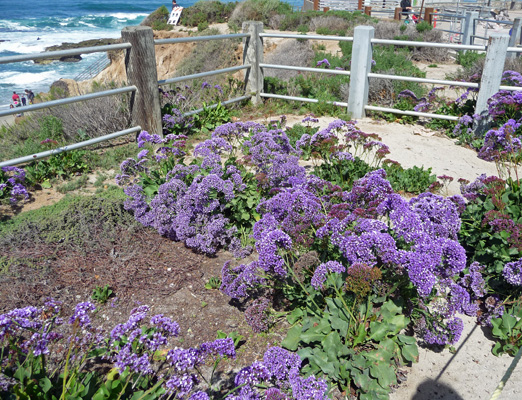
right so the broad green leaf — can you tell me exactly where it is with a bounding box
[330,315,349,337]
[287,308,303,324]
[40,377,52,393]
[322,331,343,361]
[401,344,419,362]
[352,370,372,391]
[369,321,389,342]
[380,300,402,319]
[370,362,397,388]
[282,324,302,351]
[397,334,416,345]
[503,315,517,331]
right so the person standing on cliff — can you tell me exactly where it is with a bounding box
[172,0,177,9]
[12,91,19,103]
[25,89,35,104]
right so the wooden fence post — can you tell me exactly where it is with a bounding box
[462,11,478,47]
[475,34,510,133]
[242,21,264,105]
[508,17,522,59]
[313,0,319,10]
[394,7,402,20]
[347,26,374,119]
[364,6,372,16]
[121,26,162,136]
[424,7,434,25]
[358,0,363,10]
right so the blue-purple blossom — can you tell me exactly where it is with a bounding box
[311,261,346,289]
[316,59,330,68]
[69,302,96,328]
[503,259,522,286]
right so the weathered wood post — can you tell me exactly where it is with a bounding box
[357,0,363,11]
[508,17,522,59]
[347,26,374,119]
[394,7,402,20]
[461,11,479,48]
[424,7,434,25]
[121,26,162,136]
[242,21,264,105]
[364,6,372,16]
[313,0,319,10]
[475,33,510,134]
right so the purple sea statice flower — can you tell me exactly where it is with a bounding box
[69,302,96,328]
[245,297,271,333]
[256,229,292,277]
[503,259,522,286]
[234,361,271,387]
[460,174,488,201]
[311,261,346,289]
[398,89,418,101]
[221,261,266,299]
[423,317,464,345]
[199,338,236,359]
[110,305,150,341]
[150,314,180,337]
[189,392,210,400]
[478,120,522,162]
[343,169,394,216]
[164,373,199,397]
[201,81,211,89]
[265,388,288,400]
[332,151,354,161]
[0,373,15,392]
[137,130,163,148]
[460,262,486,298]
[316,58,330,68]
[288,368,329,400]
[301,114,319,125]
[167,347,202,372]
[263,346,301,383]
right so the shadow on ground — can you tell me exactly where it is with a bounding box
[412,379,464,400]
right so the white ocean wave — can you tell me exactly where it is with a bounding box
[0,70,57,86]
[104,13,149,20]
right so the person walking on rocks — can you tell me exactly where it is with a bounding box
[25,89,35,104]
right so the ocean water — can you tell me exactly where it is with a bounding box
[0,0,302,110]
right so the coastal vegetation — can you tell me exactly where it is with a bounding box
[2,1,522,398]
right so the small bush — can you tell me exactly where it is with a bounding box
[180,0,236,27]
[310,16,349,33]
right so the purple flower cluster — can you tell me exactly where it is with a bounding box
[0,166,29,204]
[478,120,522,163]
[503,258,522,286]
[0,301,62,357]
[423,317,464,345]
[311,261,346,290]
[316,59,330,68]
[245,297,272,333]
[227,347,328,400]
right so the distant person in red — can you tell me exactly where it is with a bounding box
[12,91,20,103]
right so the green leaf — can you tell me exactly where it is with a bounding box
[40,377,52,393]
[287,308,303,324]
[401,344,419,362]
[282,324,302,351]
[41,179,52,189]
[330,315,349,337]
[370,362,397,388]
[322,331,343,361]
[369,321,389,342]
[397,334,416,345]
